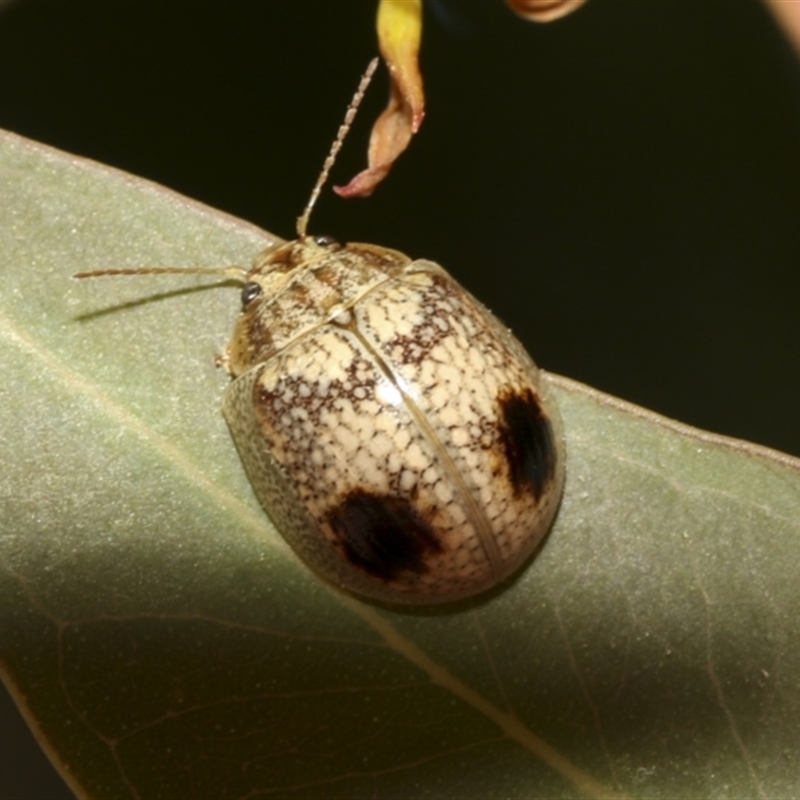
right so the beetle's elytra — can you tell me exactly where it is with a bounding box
[75,59,565,604]
[218,234,565,604]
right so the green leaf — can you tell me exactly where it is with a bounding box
[2,128,800,800]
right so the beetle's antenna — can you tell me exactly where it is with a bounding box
[73,266,247,281]
[296,57,379,240]
[75,59,379,280]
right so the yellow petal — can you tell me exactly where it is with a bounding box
[377,0,424,131]
[335,0,424,198]
[505,0,589,23]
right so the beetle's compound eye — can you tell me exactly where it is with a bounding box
[313,235,339,248]
[241,282,263,309]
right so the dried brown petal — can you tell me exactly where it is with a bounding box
[763,0,800,59]
[505,0,588,23]
[335,0,424,198]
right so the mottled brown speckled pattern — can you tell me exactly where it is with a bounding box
[221,237,565,604]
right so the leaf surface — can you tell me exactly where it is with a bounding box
[1,130,799,799]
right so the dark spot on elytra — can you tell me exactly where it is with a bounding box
[497,387,556,502]
[327,490,442,581]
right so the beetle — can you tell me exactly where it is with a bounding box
[75,59,565,605]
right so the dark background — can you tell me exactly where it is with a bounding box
[1,1,799,797]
